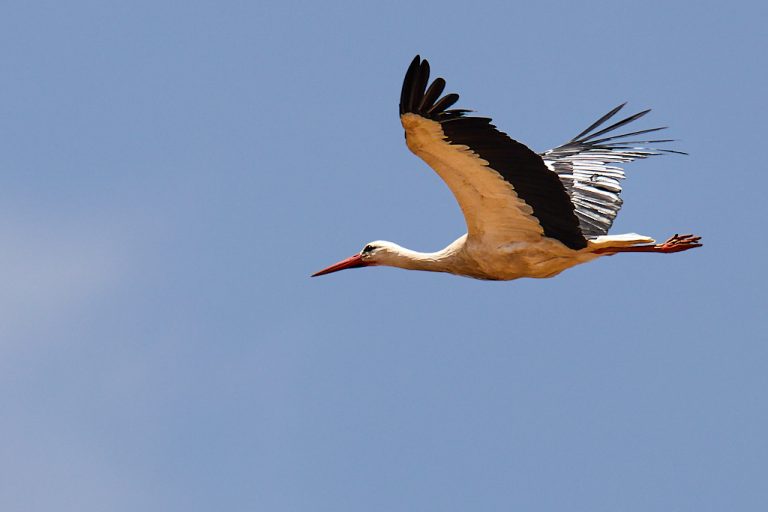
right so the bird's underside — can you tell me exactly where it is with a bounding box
[311,56,701,281]
[381,232,703,281]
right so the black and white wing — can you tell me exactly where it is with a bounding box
[400,56,588,250]
[542,104,685,238]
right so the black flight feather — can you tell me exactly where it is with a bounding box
[569,103,626,143]
[419,77,445,112]
[580,109,651,142]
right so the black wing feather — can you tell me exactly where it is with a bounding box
[419,77,445,112]
[579,109,651,142]
[569,103,626,142]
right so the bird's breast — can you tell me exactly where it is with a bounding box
[459,238,598,280]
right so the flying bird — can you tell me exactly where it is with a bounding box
[313,56,701,281]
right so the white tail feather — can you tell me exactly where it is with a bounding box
[588,233,655,249]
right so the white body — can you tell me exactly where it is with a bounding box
[367,233,654,281]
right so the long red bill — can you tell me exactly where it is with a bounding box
[311,253,368,277]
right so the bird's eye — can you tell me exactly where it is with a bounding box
[363,244,375,253]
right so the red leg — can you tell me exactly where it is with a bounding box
[594,234,703,255]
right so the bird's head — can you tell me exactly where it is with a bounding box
[311,241,400,277]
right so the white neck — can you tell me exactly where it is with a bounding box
[371,236,467,274]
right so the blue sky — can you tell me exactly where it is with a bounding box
[1,1,766,511]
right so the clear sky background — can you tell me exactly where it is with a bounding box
[1,1,766,511]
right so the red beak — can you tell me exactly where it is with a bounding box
[311,253,368,277]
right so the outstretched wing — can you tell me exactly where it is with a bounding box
[542,104,685,238]
[399,56,587,250]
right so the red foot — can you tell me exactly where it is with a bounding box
[654,233,703,253]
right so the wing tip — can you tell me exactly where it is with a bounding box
[557,104,686,155]
[399,55,465,121]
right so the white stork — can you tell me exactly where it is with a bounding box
[313,56,701,281]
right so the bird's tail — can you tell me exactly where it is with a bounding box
[587,233,655,250]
